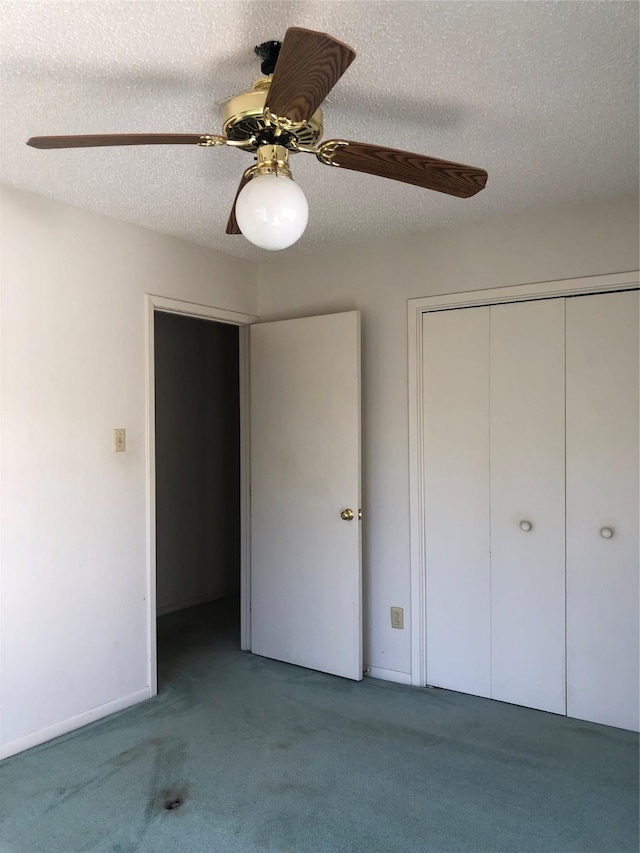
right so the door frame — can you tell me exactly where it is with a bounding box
[407,270,640,688]
[145,294,259,696]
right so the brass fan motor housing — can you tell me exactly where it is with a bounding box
[221,78,324,151]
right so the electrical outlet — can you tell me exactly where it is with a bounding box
[113,428,126,452]
[391,606,404,629]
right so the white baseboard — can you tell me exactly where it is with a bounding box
[365,666,412,686]
[0,686,151,761]
[156,591,228,617]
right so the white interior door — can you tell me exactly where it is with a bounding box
[249,312,362,680]
[566,290,639,731]
[489,300,566,714]
[422,307,491,697]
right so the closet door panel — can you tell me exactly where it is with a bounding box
[423,308,491,697]
[490,300,566,714]
[566,290,639,731]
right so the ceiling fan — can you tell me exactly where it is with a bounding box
[27,27,488,250]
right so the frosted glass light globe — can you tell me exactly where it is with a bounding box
[235,173,309,250]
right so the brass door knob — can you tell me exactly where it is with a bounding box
[340,508,355,521]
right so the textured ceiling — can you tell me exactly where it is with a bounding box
[1,1,638,260]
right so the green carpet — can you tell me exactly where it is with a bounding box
[1,599,637,852]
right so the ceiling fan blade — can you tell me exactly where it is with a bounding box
[225,171,253,235]
[318,140,488,198]
[264,28,356,124]
[26,133,224,149]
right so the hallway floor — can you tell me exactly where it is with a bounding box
[0,598,637,852]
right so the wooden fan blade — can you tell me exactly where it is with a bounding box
[26,133,222,149]
[319,140,488,198]
[225,171,253,235]
[264,28,356,125]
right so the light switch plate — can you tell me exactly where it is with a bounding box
[113,428,126,452]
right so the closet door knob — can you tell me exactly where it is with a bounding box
[519,520,532,532]
[600,527,614,539]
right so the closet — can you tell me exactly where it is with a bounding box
[422,289,639,731]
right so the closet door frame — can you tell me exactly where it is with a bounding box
[407,270,640,688]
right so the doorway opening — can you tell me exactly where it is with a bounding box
[146,297,255,695]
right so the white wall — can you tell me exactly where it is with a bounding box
[0,186,257,758]
[257,195,640,680]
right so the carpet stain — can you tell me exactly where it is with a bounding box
[162,790,186,810]
[110,736,189,852]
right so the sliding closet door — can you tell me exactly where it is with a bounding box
[566,291,639,731]
[490,300,566,714]
[423,308,491,697]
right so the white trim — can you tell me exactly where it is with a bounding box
[408,297,427,687]
[239,325,252,651]
[0,688,151,761]
[408,271,640,688]
[366,666,412,686]
[145,297,158,695]
[145,294,257,696]
[147,294,258,326]
[407,271,640,315]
